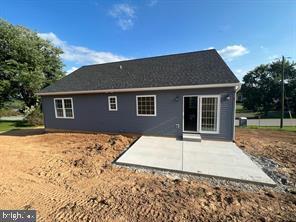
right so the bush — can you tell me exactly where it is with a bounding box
[0,108,21,117]
[24,107,44,126]
[0,99,24,117]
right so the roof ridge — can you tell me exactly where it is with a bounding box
[82,49,217,68]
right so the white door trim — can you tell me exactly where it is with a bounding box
[182,95,199,133]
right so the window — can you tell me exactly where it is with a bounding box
[54,98,74,119]
[108,96,118,111]
[136,95,156,116]
[200,95,220,133]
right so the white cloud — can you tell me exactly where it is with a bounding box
[234,69,250,81]
[217,44,249,61]
[235,69,246,77]
[148,0,158,7]
[218,24,231,32]
[66,66,79,74]
[38,32,129,65]
[109,4,135,30]
[267,54,279,62]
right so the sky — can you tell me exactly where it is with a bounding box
[1,0,295,81]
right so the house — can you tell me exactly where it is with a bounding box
[38,49,240,141]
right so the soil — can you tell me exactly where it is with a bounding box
[236,128,296,187]
[0,128,295,221]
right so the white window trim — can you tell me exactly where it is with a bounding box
[108,96,118,111]
[136,95,157,117]
[54,98,75,119]
[199,95,220,134]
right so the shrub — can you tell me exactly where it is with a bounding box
[24,106,44,126]
[0,108,20,117]
[0,99,24,117]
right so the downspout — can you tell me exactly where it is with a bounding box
[233,84,241,141]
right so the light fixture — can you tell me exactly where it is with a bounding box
[175,96,179,102]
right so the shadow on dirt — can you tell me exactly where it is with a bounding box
[0,128,45,136]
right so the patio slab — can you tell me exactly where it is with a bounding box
[116,136,275,186]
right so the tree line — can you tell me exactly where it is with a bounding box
[241,60,296,115]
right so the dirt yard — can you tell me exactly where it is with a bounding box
[0,128,295,221]
[236,128,296,187]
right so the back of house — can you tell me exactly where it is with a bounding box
[38,49,240,141]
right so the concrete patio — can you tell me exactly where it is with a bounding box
[116,136,275,186]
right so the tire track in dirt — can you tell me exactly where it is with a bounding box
[1,131,295,221]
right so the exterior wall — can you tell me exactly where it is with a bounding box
[41,87,236,141]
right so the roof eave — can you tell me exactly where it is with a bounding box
[37,82,241,96]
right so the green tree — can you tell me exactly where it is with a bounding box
[0,19,65,108]
[241,59,296,114]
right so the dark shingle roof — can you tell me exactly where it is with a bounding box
[39,49,239,94]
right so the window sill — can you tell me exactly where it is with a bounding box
[200,130,219,134]
[55,117,75,119]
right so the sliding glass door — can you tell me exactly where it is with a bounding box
[183,95,220,134]
[199,95,220,134]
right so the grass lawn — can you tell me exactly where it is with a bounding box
[240,125,296,132]
[236,103,243,111]
[0,120,43,132]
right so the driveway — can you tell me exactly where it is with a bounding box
[116,136,275,186]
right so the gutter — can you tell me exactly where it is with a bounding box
[37,82,240,96]
[233,83,242,141]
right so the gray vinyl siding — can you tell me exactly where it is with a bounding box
[41,87,236,141]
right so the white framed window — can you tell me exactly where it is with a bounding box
[108,96,118,111]
[54,98,74,119]
[199,95,220,134]
[136,95,156,116]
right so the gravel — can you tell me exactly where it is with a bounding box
[114,163,284,193]
[247,154,293,192]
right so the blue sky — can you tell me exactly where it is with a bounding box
[1,0,295,81]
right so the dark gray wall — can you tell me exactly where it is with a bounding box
[41,87,236,141]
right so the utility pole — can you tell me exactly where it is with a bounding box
[280,56,285,128]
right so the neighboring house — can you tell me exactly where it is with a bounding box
[38,49,240,141]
